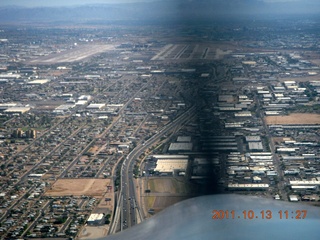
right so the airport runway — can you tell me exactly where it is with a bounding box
[26,44,116,64]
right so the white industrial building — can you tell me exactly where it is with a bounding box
[152,155,189,175]
[246,136,261,142]
[154,159,188,174]
[152,155,189,159]
[4,106,30,114]
[177,136,192,142]
[168,142,193,152]
[53,104,75,114]
[228,183,269,190]
[75,100,88,106]
[87,213,104,225]
[248,142,264,151]
[27,79,50,85]
[87,103,105,110]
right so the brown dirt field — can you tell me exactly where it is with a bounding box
[88,146,99,154]
[148,178,175,193]
[279,76,320,82]
[45,178,111,197]
[265,113,320,125]
[146,196,155,209]
[148,178,190,194]
[145,196,189,215]
[309,59,320,66]
[144,178,199,216]
[78,225,109,240]
[16,145,27,152]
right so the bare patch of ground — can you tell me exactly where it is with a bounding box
[143,177,198,216]
[45,178,111,197]
[147,177,193,194]
[279,76,319,82]
[265,113,320,125]
[78,225,109,240]
[145,195,188,215]
[88,146,99,154]
[77,183,114,239]
[16,145,27,152]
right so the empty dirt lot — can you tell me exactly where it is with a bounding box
[144,177,199,215]
[45,178,111,197]
[148,178,192,194]
[265,113,320,125]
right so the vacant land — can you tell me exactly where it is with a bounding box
[144,177,198,215]
[148,178,194,194]
[78,225,109,240]
[45,178,111,197]
[265,113,320,125]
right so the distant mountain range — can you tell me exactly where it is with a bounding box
[0,0,320,25]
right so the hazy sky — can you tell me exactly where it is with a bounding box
[0,0,307,7]
[0,0,155,7]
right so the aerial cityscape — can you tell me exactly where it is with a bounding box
[0,0,320,239]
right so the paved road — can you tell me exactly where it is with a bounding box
[256,94,286,200]
[112,105,197,233]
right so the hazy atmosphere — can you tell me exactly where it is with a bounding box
[1,0,320,24]
[0,0,319,7]
[0,0,320,239]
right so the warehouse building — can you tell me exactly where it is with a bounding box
[245,136,261,142]
[228,183,269,191]
[177,136,191,142]
[27,79,50,85]
[0,103,17,111]
[4,106,30,114]
[248,142,264,151]
[87,103,105,110]
[168,142,193,152]
[154,159,188,175]
[87,213,104,225]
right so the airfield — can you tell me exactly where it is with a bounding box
[26,44,115,64]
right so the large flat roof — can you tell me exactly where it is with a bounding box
[168,143,193,151]
[4,107,30,113]
[87,213,104,222]
[248,142,263,150]
[154,159,188,173]
[87,103,105,109]
[177,136,192,142]
[228,183,269,189]
[27,79,50,85]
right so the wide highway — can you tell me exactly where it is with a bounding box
[110,105,196,233]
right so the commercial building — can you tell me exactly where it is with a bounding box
[27,79,50,85]
[154,159,188,175]
[87,213,104,225]
[228,183,269,191]
[248,142,264,151]
[87,103,105,110]
[4,107,30,114]
[168,143,193,152]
